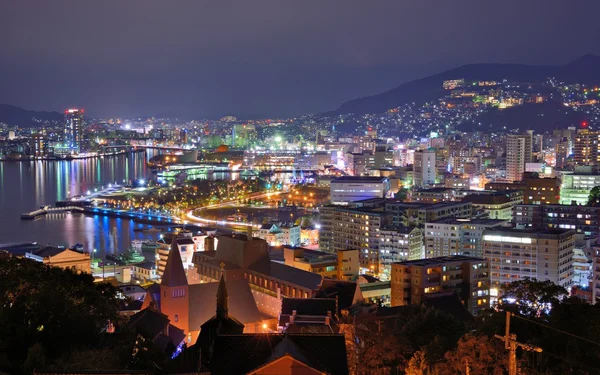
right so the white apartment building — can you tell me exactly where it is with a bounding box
[319,205,390,274]
[255,224,301,247]
[482,227,575,302]
[413,150,437,187]
[505,134,532,183]
[330,176,391,205]
[379,226,423,279]
[425,218,507,258]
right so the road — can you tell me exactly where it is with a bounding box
[185,190,283,229]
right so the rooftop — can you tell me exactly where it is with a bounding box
[188,279,265,328]
[380,225,419,234]
[283,247,337,263]
[209,333,349,375]
[31,246,74,258]
[426,218,507,226]
[483,227,576,238]
[134,261,156,270]
[394,255,488,267]
[461,193,513,204]
[413,187,451,193]
[331,176,388,183]
[249,261,323,291]
[321,205,388,215]
[157,237,196,246]
[422,202,471,210]
[281,297,337,316]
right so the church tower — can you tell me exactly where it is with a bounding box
[216,273,229,318]
[197,274,245,368]
[160,235,190,334]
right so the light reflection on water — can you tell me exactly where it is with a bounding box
[0,151,154,259]
[0,150,298,259]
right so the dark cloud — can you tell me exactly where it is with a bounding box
[0,0,598,118]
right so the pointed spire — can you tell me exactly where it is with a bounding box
[161,235,188,287]
[216,274,228,318]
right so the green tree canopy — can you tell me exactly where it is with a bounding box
[500,278,568,319]
[588,186,600,206]
[0,258,121,373]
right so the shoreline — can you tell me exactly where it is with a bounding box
[0,149,145,162]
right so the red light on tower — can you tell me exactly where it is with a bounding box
[582,121,588,127]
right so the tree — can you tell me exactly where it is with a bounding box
[394,188,409,201]
[353,321,409,374]
[532,299,600,374]
[0,257,122,373]
[406,350,437,375]
[394,305,467,354]
[435,334,509,375]
[588,186,600,205]
[500,279,568,319]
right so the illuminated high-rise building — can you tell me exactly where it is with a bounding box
[64,108,84,152]
[573,128,600,167]
[30,133,47,157]
[413,149,436,187]
[505,134,532,182]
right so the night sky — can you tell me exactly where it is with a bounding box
[1,0,599,119]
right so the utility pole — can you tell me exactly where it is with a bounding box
[495,311,542,375]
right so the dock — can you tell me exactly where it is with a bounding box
[21,206,84,220]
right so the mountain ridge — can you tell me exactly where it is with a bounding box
[333,55,600,115]
[0,104,63,127]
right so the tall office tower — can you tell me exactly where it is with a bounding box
[65,108,84,153]
[574,128,600,167]
[413,149,437,187]
[505,134,532,182]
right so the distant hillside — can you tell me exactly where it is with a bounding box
[0,104,63,127]
[335,55,600,115]
[457,100,587,133]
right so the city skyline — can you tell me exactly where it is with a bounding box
[1,0,599,118]
[3,2,600,374]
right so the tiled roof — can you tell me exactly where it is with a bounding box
[188,280,264,330]
[32,246,69,258]
[248,261,323,291]
[209,333,349,375]
[315,280,362,313]
[161,236,188,287]
[128,308,169,341]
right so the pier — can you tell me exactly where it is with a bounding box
[21,206,84,220]
[83,207,182,225]
[21,204,181,225]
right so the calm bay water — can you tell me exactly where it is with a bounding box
[0,151,299,259]
[0,151,156,258]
